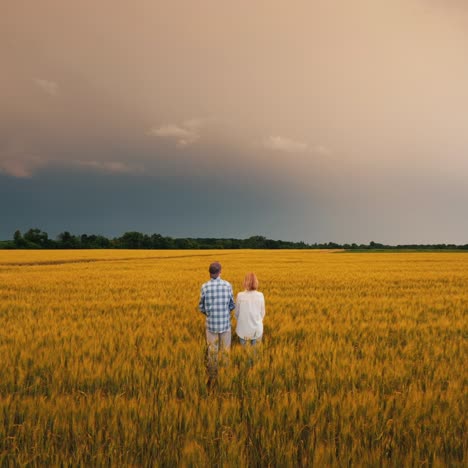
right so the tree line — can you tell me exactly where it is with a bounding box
[1,228,467,250]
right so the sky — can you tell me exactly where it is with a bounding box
[1,0,468,244]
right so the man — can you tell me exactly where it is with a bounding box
[198,262,235,379]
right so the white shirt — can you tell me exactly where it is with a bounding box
[235,290,265,339]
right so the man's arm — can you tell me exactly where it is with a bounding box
[228,286,236,311]
[198,287,207,315]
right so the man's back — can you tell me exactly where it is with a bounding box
[199,277,235,333]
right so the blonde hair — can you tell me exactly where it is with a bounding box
[243,272,259,291]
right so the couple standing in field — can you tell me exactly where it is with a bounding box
[198,262,265,378]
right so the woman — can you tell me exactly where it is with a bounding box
[235,272,265,346]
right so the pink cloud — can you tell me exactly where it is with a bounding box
[74,160,143,174]
[0,157,46,178]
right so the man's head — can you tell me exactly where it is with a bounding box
[209,262,222,278]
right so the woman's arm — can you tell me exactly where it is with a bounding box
[235,294,240,319]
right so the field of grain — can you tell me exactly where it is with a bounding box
[0,250,466,466]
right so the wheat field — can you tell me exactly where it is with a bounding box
[0,250,466,466]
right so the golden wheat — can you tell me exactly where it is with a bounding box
[0,250,466,466]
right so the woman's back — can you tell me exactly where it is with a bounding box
[235,290,265,340]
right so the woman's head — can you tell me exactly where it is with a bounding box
[243,272,259,291]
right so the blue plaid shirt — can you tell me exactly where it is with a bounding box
[199,277,235,333]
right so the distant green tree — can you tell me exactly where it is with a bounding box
[245,236,267,248]
[13,230,26,248]
[13,230,21,243]
[24,228,49,248]
[119,232,147,249]
[175,238,199,249]
[230,239,241,249]
[163,236,176,249]
[80,234,110,249]
[265,239,280,249]
[95,235,111,248]
[57,231,79,249]
[369,241,385,249]
[150,233,165,249]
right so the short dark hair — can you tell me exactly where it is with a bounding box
[209,262,222,277]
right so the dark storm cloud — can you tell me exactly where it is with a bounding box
[0,165,306,241]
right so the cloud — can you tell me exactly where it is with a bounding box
[148,119,204,147]
[263,136,308,153]
[0,147,143,178]
[314,145,332,156]
[33,78,59,96]
[74,160,143,174]
[0,156,46,178]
